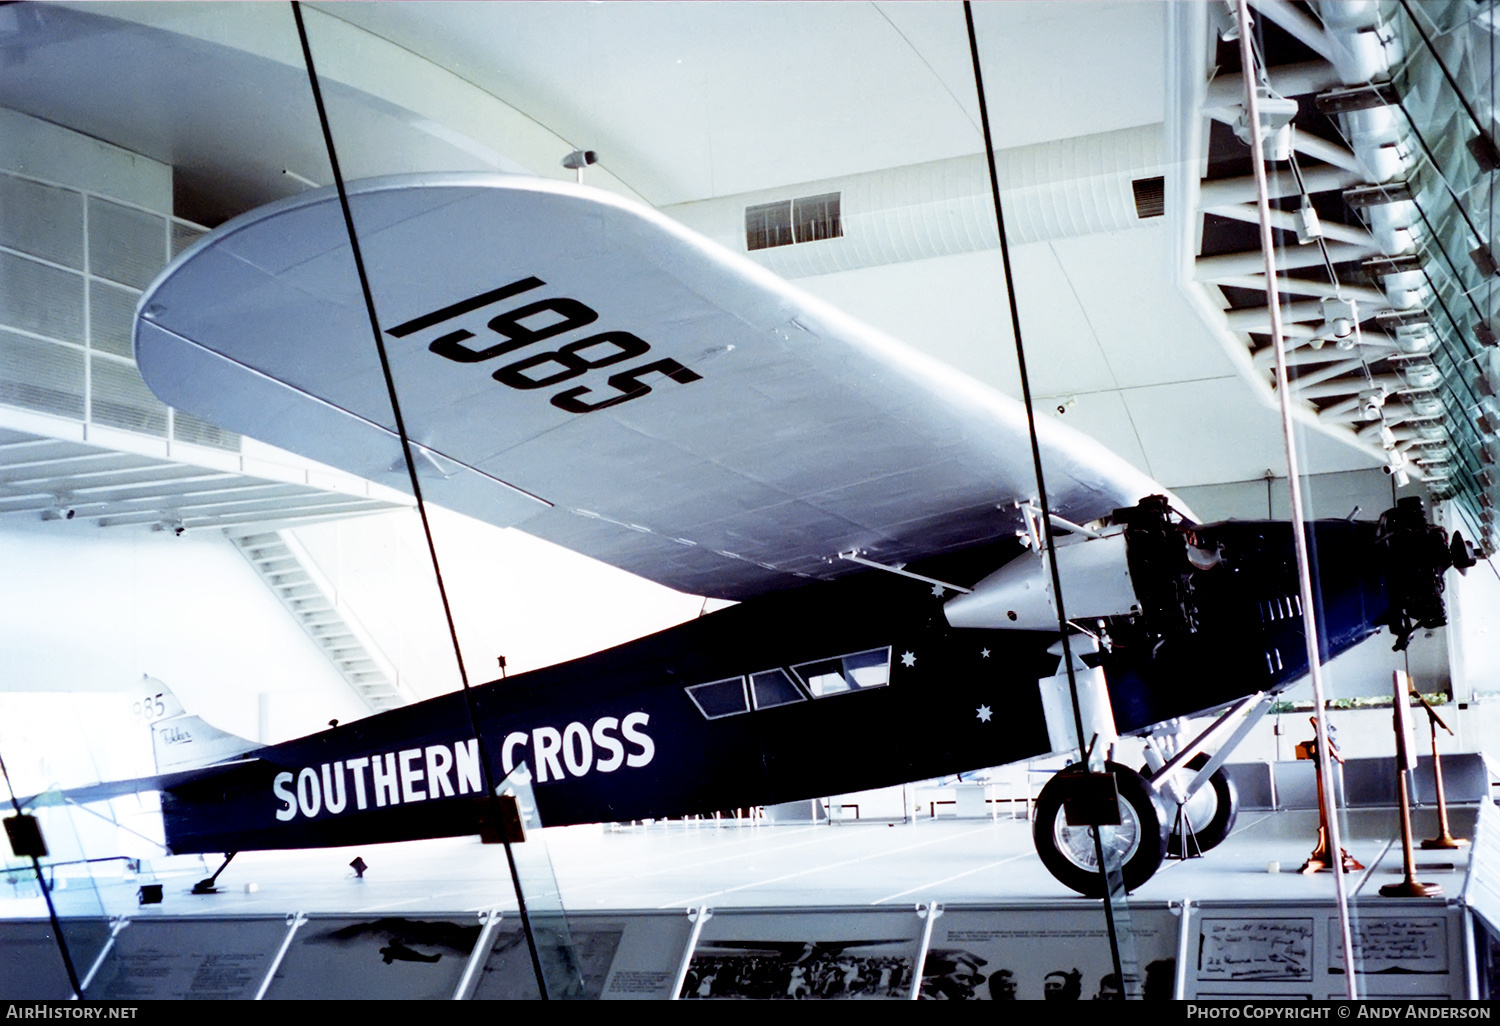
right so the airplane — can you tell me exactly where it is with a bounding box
[20,174,1471,898]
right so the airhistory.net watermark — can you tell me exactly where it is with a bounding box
[4,1008,138,1019]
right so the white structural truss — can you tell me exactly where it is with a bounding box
[1176,0,1500,553]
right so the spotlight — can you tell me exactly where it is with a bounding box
[1233,88,1298,161]
[1320,298,1356,344]
[1383,452,1410,487]
[561,149,597,184]
[1295,200,1323,245]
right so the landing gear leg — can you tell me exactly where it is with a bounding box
[1146,754,1238,860]
[192,852,237,894]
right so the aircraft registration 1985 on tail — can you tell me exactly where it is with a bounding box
[79,174,1473,896]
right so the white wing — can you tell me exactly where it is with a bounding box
[135,174,1165,599]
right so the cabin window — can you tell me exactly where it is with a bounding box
[750,668,805,710]
[686,677,750,719]
[791,647,891,698]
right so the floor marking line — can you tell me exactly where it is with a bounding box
[658,822,1004,908]
[872,850,1037,904]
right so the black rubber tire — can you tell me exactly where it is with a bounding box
[1032,761,1169,897]
[1144,754,1238,858]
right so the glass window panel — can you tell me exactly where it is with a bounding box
[792,647,891,698]
[170,221,206,260]
[0,328,84,418]
[750,668,805,710]
[685,677,749,719]
[88,279,139,358]
[172,409,240,451]
[87,196,165,290]
[0,174,84,270]
[0,251,84,344]
[89,355,167,436]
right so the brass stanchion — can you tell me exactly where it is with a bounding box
[1297,718,1363,874]
[1380,671,1441,898]
[1408,687,1468,850]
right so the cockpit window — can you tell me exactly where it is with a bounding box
[791,647,891,698]
[750,668,805,710]
[685,677,750,719]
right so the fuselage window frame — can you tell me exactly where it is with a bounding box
[790,646,893,699]
[749,667,807,710]
[685,676,751,720]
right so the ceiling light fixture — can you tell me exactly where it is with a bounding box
[561,149,597,184]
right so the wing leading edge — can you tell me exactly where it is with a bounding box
[135,173,1166,599]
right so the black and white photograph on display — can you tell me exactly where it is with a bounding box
[680,909,925,1000]
[918,905,1178,1000]
[471,919,624,999]
[681,939,914,999]
[263,915,480,999]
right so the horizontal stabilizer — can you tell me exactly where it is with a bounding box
[152,716,261,774]
[19,760,260,810]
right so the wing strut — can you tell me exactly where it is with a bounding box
[836,551,973,594]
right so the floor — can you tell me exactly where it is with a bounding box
[11,803,1479,920]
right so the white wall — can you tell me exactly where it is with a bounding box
[0,519,366,763]
[287,505,732,694]
[1445,552,1500,703]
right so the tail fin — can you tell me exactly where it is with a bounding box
[131,676,261,773]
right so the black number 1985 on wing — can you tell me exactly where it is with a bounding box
[385,278,702,414]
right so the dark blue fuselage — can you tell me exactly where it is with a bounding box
[159,517,1392,854]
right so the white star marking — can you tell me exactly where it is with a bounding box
[930,583,946,598]
[901,651,916,668]
[980,648,991,659]
[976,705,993,723]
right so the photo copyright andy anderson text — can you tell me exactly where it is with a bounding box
[1187,1008,1491,1019]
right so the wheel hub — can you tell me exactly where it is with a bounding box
[1052,796,1142,872]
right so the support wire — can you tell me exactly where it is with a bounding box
[963,1,1128,993]
[1235,0,1359,993]
[289,1,550,998]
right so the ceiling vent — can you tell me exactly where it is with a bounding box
[745,200,793,251]
[671,125,1166,279]
[1132,176,1165,219]
[793,192,842,243]
[746,192,842,251]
